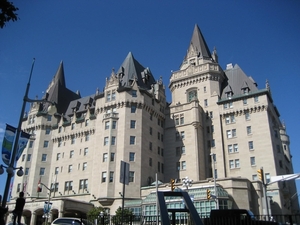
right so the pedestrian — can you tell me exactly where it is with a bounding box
[0,195,8,225]
[12,192,25,225]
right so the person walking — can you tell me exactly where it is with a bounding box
[0,195,8,225]
[13,192,25,225]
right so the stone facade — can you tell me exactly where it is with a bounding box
[8,24,298,225]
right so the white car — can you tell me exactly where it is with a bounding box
[51,217,84,225]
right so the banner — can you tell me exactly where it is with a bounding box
[1,124,16,166]
[16,131,31,161]
[37,177,42,192]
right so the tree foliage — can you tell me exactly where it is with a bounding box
[0,0,19,28]
[112,207,134,224]
[86,206,106,222]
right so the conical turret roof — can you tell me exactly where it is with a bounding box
[117,52,156,90]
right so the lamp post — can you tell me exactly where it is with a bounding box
[40,183,52,224]
[210,153,219,209]
[182,176,193,191]
[1,59,56,207]
[99,211,104,225]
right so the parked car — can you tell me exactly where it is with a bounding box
[51,217,84,225]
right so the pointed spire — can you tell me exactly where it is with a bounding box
[116,52,156,89]
[185,24,212,60]
[54,61,66,87]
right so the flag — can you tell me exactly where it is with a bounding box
[16,131,31,162]
[37,177,42,192]
[1,124,16,166]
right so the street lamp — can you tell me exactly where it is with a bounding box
[99,211,104,225]
[182,176,193,191]
[210,153,219,209]
[1,59,56,207]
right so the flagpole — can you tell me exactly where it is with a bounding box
[1,59,35,207]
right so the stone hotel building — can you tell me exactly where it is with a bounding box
[9,24,298,225]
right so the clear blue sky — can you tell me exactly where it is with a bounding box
[1,0,300,200]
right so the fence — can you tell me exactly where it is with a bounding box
[88,214,300,225]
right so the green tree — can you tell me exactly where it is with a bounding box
[0,0,19,28]
[86,206,106,224]
[112,207,134,224]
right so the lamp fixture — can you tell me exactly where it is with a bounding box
[0,165,24,177]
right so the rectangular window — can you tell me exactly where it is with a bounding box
[110,152,115,161]
[157,132,160,140]
[248,141,254,150]
[232,129,236,137]
[250,157,256,166]
[45,128,51,135]
[180,131,185,139]
[83,162,87,171]
[157,146,161,155]
[27,154,31,161]
[29,140,34,148]
[211,125,214,133]
[104,137,109,146]
[40,168,45,175]
[181,161,186,170]
[79,179,88,190]
[84,148,88,156]
[55,167,59,175]
[71,136,75,144]
[131,105,137,113]
[102,172,107,182]
[68,165,72,173]
[180,116,184,124]
[149,142,152,150]
[247,126,252,135]
[112,121,117,129]
[149,158,152,167]
[254,96,259,103]
[252,174,258,181]
[103,153,108,162]
[85,134,90,142]
[43,141,49,148]
[233,144,238,152]
[106,93,111,102]
[56,153,61,161]
[175,118,179,126]
[111,91,116,100]
[109,171,114,182]
[265,173,270,183]
[130,120,136,129]
[71,123,75,130]
[25,168,29,175]
[209,111,213,118]
[245,112,250,120]
[58,126,62,133]
[129,152,135,161]
[229,159,240,169]
[228,145,233,153]
[129,171,134,182]
[243,99,247,105]
[105,121,110,130]
[150,127,152,135]
[226,130,232,138]
[132,90,137,97]
[17,183,21,193]
[158,162,160,172]
[204,99,208,107]
[22,154,25,162]
[47,115,52,121]
[85,119,89,127]
[70,150,74,158]
[111,136,116,145]
[41,154,47,161]
[130,136,135,145]
[181,146,185,154]
[211,139,215,148]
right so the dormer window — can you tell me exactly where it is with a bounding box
[132,90,137,97]
[106,92,111,102]
[226,92,233,99]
